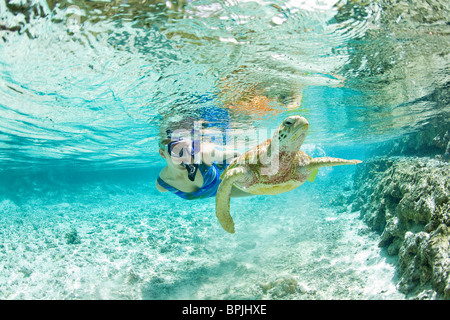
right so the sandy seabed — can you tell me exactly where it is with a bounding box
[0,168,405,300]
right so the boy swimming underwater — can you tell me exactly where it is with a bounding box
[156,127,252,200]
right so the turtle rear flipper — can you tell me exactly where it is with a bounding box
[215,167,247,234]
[306,168,319,182]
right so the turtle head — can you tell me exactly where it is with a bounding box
[275,116,309,152]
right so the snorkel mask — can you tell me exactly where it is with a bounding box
[166,137,201,181]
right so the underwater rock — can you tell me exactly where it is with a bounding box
[398,225,450,298]
[159,243,173,253]
[19,266,33,278]
[65,228,81,245]
[260,275,299,298]
[238,240,257,250]
[353,157,450,299]
[126,269,142,285]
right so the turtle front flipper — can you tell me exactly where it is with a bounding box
[215,167,247,234]
[307,157,362,171]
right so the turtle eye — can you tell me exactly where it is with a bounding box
[284,120,293,126]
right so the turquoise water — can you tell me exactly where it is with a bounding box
[1,0,449,299]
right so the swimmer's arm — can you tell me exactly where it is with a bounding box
[201,142,241,166]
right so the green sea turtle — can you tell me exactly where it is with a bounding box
[215,115,362,233]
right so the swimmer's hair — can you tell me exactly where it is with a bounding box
[158,115,199,150]
[158,137,171,150]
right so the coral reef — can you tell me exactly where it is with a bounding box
[352,157,450,299]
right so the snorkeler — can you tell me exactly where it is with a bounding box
[156,129,252,200]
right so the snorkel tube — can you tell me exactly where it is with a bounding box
[182,163,199,181]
